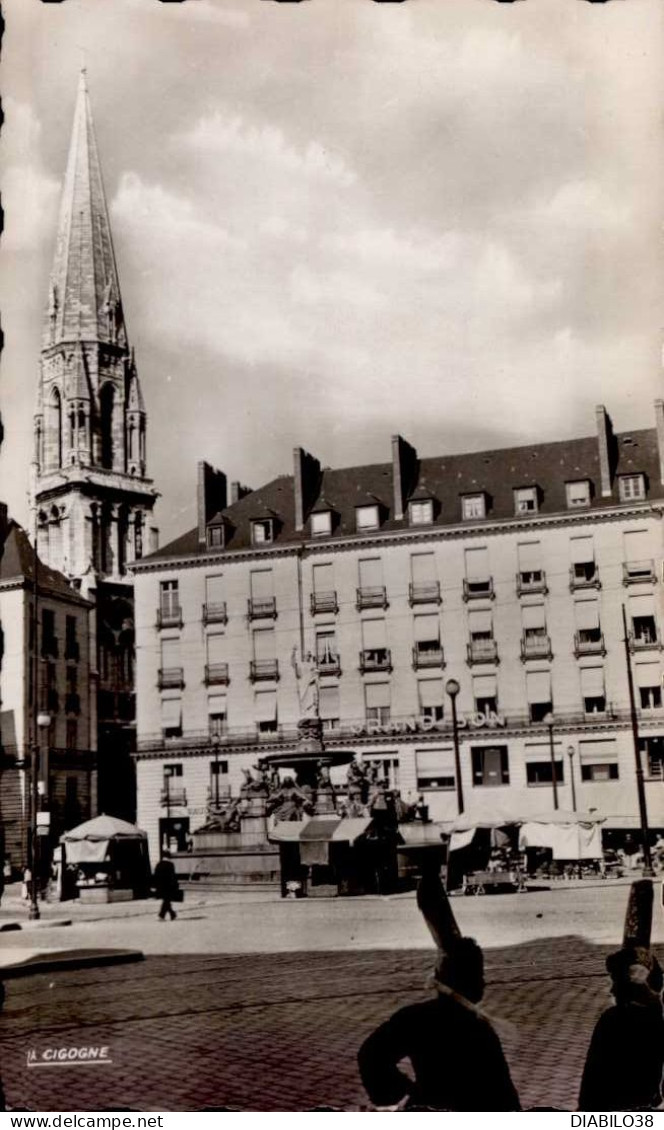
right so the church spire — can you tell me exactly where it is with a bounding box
[43,70,127,351]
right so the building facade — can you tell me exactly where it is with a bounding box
[0,512,95,869]
[32,73,158,820]
[132,409,664,863]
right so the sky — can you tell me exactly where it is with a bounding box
[1,0,663,545]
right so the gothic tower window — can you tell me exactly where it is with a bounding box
[100,384,115,470]
[51,387,63,468]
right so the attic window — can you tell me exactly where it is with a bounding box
[619,474,645,502]
[462,494,486,521]
[566,480,590,509]
[356,505,379,531]
[409,499,433,527]
[514,487,538,515]
[311,511,332,537]
[252,519,274,546]
[207,525,224,549]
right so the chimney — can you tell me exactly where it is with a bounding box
[293,447,321,532]
[197,461,227,546]
[391,434,418,521]
[595,406,614,497]
[149,526,159,554]
[230,481,252,505]
[655,401,664,485]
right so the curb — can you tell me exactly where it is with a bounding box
[0,948,144,980]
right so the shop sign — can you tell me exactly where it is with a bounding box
[350,712,506,739]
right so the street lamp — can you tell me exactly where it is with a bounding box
[29,710,51,921]
[543,712,559,811]
[445,678,464,815]
[567,745,577,813]
[621,604,654,876]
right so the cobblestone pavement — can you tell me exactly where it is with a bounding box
[3,935,662,1113]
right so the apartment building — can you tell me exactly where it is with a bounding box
[132,408,664,861]
[0,511,95,867]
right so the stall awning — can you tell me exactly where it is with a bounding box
[398,823,446,848]
[519,821,603,860]
[270,816,371,845]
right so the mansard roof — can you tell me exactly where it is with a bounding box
[0,522,91,606]
[43,71,127,351]
[144,425,664,564]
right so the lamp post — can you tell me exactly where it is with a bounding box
[621,604,654,876]
[445,678,464,815]
[567,745,577,813]
[29,711,51,921]
[212,734,220,808]
[543,713,559,811]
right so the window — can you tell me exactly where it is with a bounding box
[65,719,78,750]
[416,749,454,790]
[253,628,276,661]
[160,581,179,617]
[210,760,229,778]
[468,609,494,651]
[514,487,538,514]
[252,519,273,545]
[526,670,552,722]
[161,697,182,739]
[255,690,278,733]
[207,524,224,549]
[619,474,645,502]
[356,505,380,531]
[526,760,564,786]
[471,746,509,787]
[639,684,662,709]
[517,542,544,589]
[41,609,57,656]
[574,600,601,644]
[319,685,340,731]
[632,614,658,645]
[464,547,492,597]
[361,619,390,668]
[522,604,546,641]
[462,494,486,521]
[413,615,441,657]
[579,739,618,781]
[66,666,78,695]
[164,763,183,780]
[65,616,78,660]
[570,536,597,585]
[566,480,591,508]
[473,674,497,716]
[640,737,664,779]
[316,629,338,669]
[581,763,619,782]
[365,755,400,790]
[409,499,433,526]
[636,664,662,709]
[418,679,444,722]
[365,682,390,726]
[410,552,440,604]
[311,511,332,537]
[208,694,227,737]
[580,667,606,714]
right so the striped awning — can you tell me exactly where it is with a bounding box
[270,816,371,845]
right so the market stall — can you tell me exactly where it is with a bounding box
[60,814,152,902]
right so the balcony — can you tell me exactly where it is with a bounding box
[248,597,277,620]
[516,570,548,597]
[359,648,392,673]
[41,636,59,659]
[158,667,185,689]
[315,654,342,677]
[409,581,441,606]
[467,638,499,665]
[569,564,601,592]
[65,692,81,715]
[46,689,59,713]
[157,606,183,629]
[412,644,445,670]
[628,631,662,653]
[463,578,495,602]
[356,586,388,611]
[310,591,339,615]
[65,640,80,662]
[622,560,657,586]
[249,659,279,681]
[520,634,553,661]
[202,602,228,625]
[204,663,230,686]
[574,631,606,658]
[160,786,187,807]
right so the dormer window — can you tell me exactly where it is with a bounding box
[409,499,433,527]
[356,505,379,531]
[207,524,224,549]
[252,519,274,546]
[514,487,538,515]
[619,474,645,502]
[462,494,486,521]
[311,511,332,537]
[566,480,591,509]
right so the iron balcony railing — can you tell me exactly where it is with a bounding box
[160,786,187,807]
[157,606,183,629]
[310,591,339,615]
[520,634,553,661]
[574,631,606,658]
[408,582,442,606]
[622,560,657,586]
[467,638,499,664]
[569,565,601,591]
[204,663,230,686]
[202,602,228,625]
[516,571,548,596]
[250,659,279,681]
[463,578,495,602]
[412,644,445,669]
[315,654,342,677]
[158,667,185,690]
[359,648,392,673]
[356,586,388,611]
[628,631,662,653]
[248,597,277,620]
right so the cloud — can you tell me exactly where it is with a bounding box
[0,100,60,251]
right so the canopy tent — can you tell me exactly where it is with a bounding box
[447,811,605,860]
[61,814,148,865]
[270,816,371,845]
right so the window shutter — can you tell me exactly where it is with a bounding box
[574,601,600,630]
[161,638,180,667]
[526,671,551,704]
[411,553,436,583]
[417,749,454,774]
[313,562,334,592]
[629,594,655,617]
[465,547,489,580]
[473,674,497,698]
[319,686,340,720]
[161,697,181,728]
[253,628,275,660]
[359,558,383,588]
[580,667,604,697]
[579,739,617,764]
[418,679,444,707]
[623,529,651,562]
[469,609,492,633]
[250,570,273,599]
[414,615,439,642]
[205,575,224,604]
[635,662,660,688]
[207,634,225,664]
[570,536,594,564]
[207,694,227,716]
[365,683,390,709]
[255,690,277,722]
[522,604,546,630]
[362,619,387,649]
[517,542,541,571]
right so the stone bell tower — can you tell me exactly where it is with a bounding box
[32,72,158,821]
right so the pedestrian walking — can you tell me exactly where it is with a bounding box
[153,851,180,921]
[357,872,520,1111]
